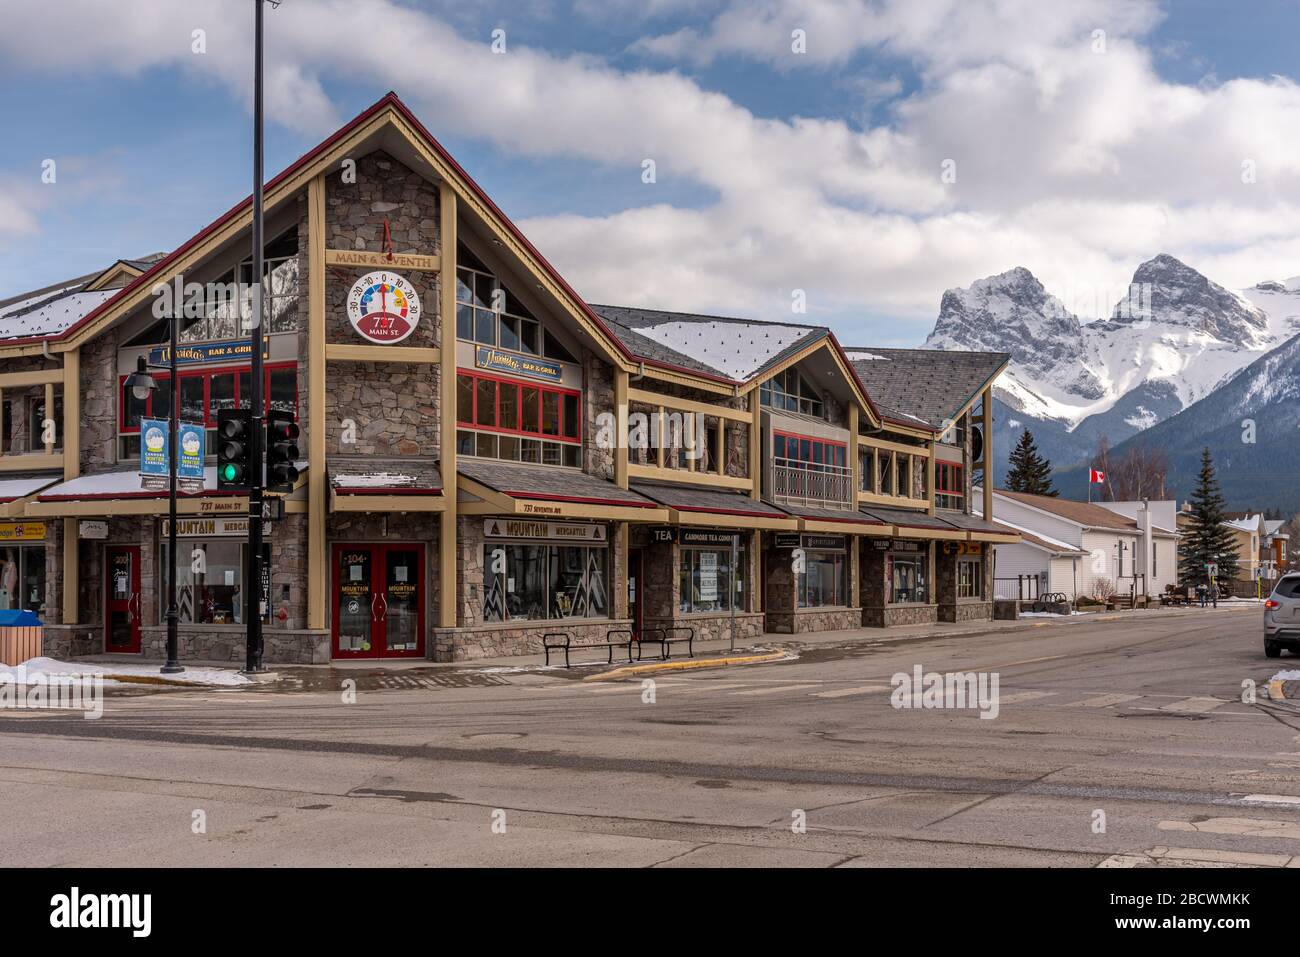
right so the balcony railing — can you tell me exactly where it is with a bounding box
[772,458,853,510]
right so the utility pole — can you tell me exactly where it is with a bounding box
[245,0,268,672]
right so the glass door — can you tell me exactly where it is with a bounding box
[331,544,424,659]
[105,546,141,653]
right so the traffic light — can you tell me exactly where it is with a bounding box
[266,411,300,493]
[216,410,253,491]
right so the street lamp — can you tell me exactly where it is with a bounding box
[123,329,185,676]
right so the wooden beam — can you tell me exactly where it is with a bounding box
[926,439,936,517]
[325,343,440,364]
[669,508,798,532]
[626,387,750,423]
[61,348,79,626]
[627,463,753,491]
[439,183,459,630]
[982,387,993,524]
[0,452,63,472]
[43,382,54,454]
[324,249,441,271]
[0,368,64,389]
[860,434,932,457]
[614,369,628,489]
[848,403,859,501]
[858,489,930,511]
[307,174,328,631]
[749,394,761,501]
[330,492,447,513]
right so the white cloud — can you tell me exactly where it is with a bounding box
[3,0,1300,341]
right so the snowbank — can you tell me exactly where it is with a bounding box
[2,657,251,687]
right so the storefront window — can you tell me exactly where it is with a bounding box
[161,540,267,625]
[797,537,848,607]
[958,557,984,599]
[679,545,745,614]
[456,369,582,468]
[0,546,45,615]
[888,552,928,604]
[482,541,609,621]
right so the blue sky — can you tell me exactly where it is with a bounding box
[3,0,1300,346]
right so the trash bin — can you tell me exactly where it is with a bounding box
[0,609,43,666]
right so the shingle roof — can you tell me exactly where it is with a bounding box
[938,511,1018,536]
[845,347,1009,429]
[995,488,1140,531]
[859,505,960,531]
[631,479,789,517]
[457,459,659,507]
[778,503,891,528]
[329,457,441,493]
[590,304,827,382]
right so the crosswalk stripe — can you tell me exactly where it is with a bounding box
[731,684,820,696]
[994,691,1057,704]
[1066,693,1142,708]
[1161,696,1227,714]
[810,684,889,699]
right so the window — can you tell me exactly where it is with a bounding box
[935,462,964,510]
[798,539,848,607]
[119,363,297,460]
[0,545,44,615]
[760,367,824,418]
[482,541,609,621]
[888,552,928,604]
[455,242,576,363]
[27,393,63,450]
[161,540,269,625]
[455,370,581,468]
[680,546,746,614]
[958,557,984,599]
[773,431,846,472]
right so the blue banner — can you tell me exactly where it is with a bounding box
[140,419,206,480]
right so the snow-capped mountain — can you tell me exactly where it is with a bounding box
[924,254,1300,481]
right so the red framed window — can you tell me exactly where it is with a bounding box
[119,362,298,434]
[773,430,846,471]
[935,462,964,510]
[456,369,580,444]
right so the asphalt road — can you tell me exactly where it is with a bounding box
[3,607,1300,867]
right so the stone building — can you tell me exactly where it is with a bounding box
[0,94,1015,665]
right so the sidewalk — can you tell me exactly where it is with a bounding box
[73,603,1257,692]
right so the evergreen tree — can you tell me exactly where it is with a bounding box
[1177,447,1240,587]
[1004,430,1057,496]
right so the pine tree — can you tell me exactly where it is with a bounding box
[1004,430,1057,496]
[1177,447,1240,587]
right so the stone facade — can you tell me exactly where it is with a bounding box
[934,542,994,624]
[763,533,859,634]
[859,539,941,628]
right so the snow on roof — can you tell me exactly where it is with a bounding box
[39,463,307,499]
[0,476,60,501]
[845,350,888,361]
[1224,515,1264,533]
[628,319,816,380]
[0,289,119,340]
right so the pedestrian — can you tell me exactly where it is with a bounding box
[1197,583,1207,608]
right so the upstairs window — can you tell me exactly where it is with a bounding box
[760,367,824,418]
[455,243,576,363]
[935,462,964,511]
[773,431,846,471]
[455,370,581,468]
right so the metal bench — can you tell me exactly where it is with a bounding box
[636,626,695,661]
[542,630,635,669]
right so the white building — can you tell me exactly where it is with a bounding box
[975,489,1180,602]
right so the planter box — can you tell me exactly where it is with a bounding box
[0,612,43,666]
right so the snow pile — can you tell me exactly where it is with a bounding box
[2,656,251,687]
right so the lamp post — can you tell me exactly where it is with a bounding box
[124,316,184,675]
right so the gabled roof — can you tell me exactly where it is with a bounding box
[989,517,1088,555]
[994,488,1140,533]
[846,347,1009,430]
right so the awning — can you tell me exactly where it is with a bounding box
[937,510,1022,544]
[0,475,62,517]
[458,459,668,523]
[328,457,444,512]
[631,480,798,531]
[777,503,894,536]
[859,505,966,540]
[25,465,307,517]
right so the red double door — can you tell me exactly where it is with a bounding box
[332,544,425,659]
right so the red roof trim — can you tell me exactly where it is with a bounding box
[500,490,657,508]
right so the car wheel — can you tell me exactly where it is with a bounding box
[1265,640,1282,658]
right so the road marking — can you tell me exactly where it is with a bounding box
[1160,817,1300,841]
[1160,697,1227,714]
[1065,693,1142,708]
[1241,794,1300,807]
[995,691,1057,705]
[731,684,820,696]
[672,682,752,694]
[981,654,1069,669]
[810,685,889,699]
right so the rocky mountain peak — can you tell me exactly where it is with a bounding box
[1110,253,1268,344]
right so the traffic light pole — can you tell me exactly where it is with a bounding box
[245,0,267,673]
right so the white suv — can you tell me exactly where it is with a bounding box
[1264,574,1300,658]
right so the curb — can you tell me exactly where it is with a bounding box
[583,651,789,682]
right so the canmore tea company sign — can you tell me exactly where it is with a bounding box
[346,271,422,344]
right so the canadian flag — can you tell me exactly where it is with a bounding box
[1089,468,1106,484]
